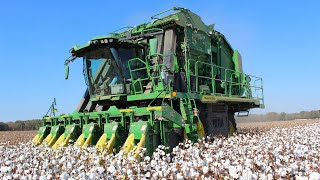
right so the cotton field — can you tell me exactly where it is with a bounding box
[0,131,36,145]
[0,121,320,179]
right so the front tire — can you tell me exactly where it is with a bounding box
[228,112,237,134]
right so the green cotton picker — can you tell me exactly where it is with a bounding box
[33,7,264,157]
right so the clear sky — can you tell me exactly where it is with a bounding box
[0,1,319,121]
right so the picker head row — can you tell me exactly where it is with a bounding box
[33,103,198,157]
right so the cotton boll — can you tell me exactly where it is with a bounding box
[97,166,105,174]
[1,123,320,179]
[13,174,20,180]
[20,175,27,180]
[176,173,184,180]
[32,175,39,180]
[309,172,320,180]
[51,160,56,165]
[1,166,7,173]
[60,172,69,180]
[38,176,46,180]
[89,172,98,180]
[144,172,151,178]
[46,174,53,180]
[5,161,12,166]
[4,174,13,180]
[229,165,238,178]
[59,157,66,164]
[202,166,209,175]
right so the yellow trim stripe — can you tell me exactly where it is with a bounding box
[146,107,162,111]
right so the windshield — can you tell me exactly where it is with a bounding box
[84,46,144,97]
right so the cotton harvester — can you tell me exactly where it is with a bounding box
[33,7,264,156]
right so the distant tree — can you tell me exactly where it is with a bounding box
[237,109,320,122]
[0,122,11,131]
[26,119,42,130]
[15,121,25,130]
[309,111,320,119]
[280,112,286,121]
[12,119,41,130]
[6,122,17,130]
[266,112,279,121]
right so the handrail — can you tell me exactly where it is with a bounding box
[128,56,172,95]
[109,26,134,35]
[127,57,264,106]
[150,7,183,20]
[187,59,264,105]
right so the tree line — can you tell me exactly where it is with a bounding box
[238,110,320,122]
[0,119,42,131]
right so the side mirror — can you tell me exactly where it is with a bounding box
[65,65,69,80]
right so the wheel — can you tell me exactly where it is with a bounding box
[228,112,237,134]
[168,128,183,149]
[197,120,205,138]
[183,120,205,140]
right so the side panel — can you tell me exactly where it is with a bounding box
[186,27,211,55]
[220,42,234,82]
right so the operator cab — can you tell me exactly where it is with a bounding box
[84,46,145,97]
[69,38,146,98]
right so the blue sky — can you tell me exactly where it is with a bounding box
[0,1,319,121]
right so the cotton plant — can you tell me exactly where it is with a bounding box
[0,123,319,179]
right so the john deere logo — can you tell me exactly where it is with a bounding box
[202,95,217,102]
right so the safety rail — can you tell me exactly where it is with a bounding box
[127,57,264,106]
[150,7,182,20]
[187,59,264,105]
[128,54,173,95]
